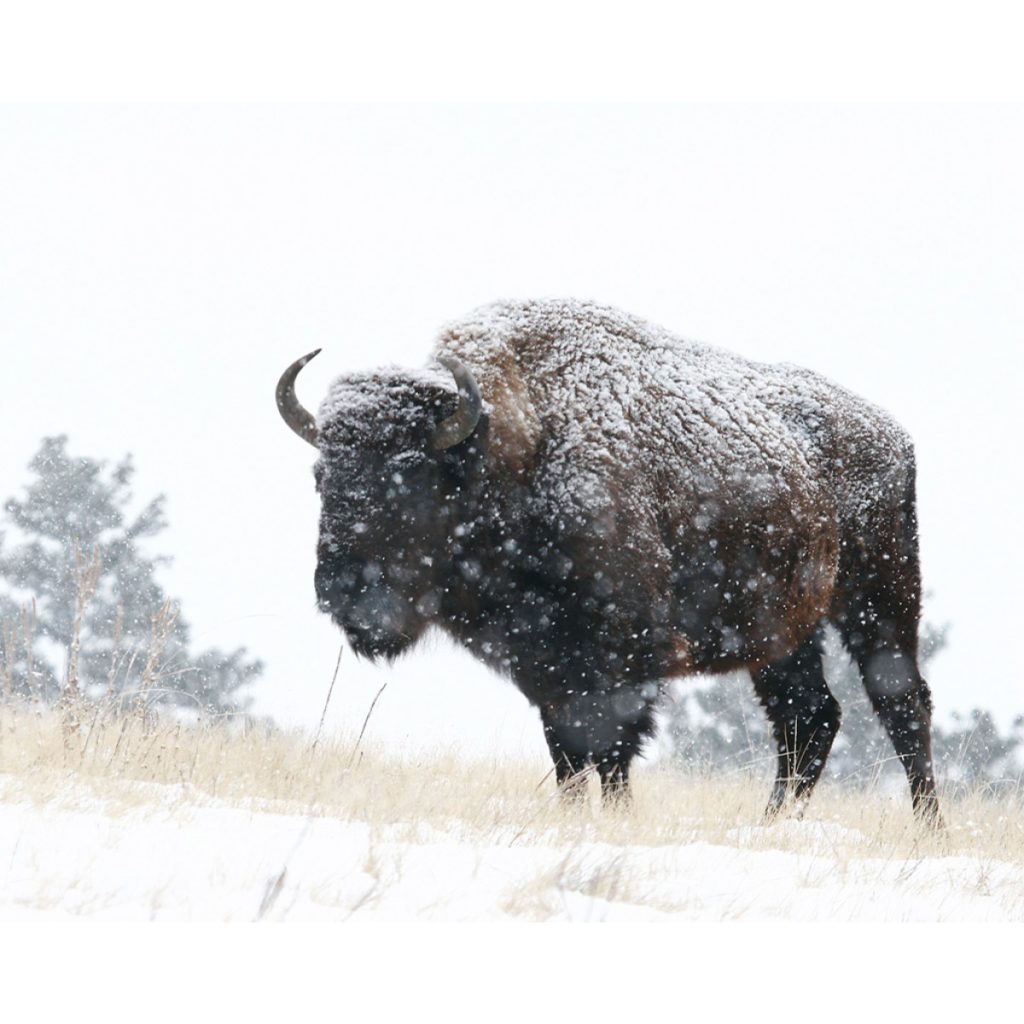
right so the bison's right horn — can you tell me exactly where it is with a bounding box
[276,349,321,448]
[433,354,482,450]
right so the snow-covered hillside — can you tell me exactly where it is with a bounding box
[1,788,1021,921]
[2,710,1022,922]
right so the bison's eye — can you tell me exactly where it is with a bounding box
[388,450,426,475]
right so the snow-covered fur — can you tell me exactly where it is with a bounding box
[311,299,940,823]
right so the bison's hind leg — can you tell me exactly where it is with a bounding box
[832,465,943,828]
[753,626,841,821]
[833,584,943,828]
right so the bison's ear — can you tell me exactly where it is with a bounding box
[439,410,490,497]
[433,354,483,450]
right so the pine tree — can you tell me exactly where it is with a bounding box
[931,710,1024,790]
[0,436,261,713]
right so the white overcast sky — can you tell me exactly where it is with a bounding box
[0,104,1021,755]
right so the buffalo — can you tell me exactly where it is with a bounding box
[277,299,942,825]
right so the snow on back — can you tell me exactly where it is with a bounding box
[434,298,913,531]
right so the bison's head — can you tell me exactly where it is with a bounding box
[277,351,485,661]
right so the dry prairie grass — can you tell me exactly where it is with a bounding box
[1,702,1022,873]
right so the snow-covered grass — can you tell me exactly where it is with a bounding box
[1,705,1022,921]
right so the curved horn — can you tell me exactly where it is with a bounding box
[276,349,322,448]
[433,354,483,450]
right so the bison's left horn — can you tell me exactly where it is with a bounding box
[276,349,321,448]
[433,354,482,450]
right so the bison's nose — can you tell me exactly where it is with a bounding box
[314,571,348,614]
[340,588,418,662]
[314,559,362,612]
[345,587,408,634]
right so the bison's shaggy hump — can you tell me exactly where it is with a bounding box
[435,298,911,535]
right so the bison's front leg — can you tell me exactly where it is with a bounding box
[540,690,655,807]
[540,708,591,804]
[596,755,631,804]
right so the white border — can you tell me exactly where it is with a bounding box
[1,1,1023,101]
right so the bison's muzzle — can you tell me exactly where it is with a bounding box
[314,561,423,662]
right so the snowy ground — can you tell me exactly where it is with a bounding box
[3,774,1022,922]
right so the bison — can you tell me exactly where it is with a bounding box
[276,298,942,825]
